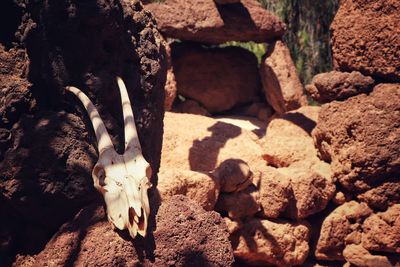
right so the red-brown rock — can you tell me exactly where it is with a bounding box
[144,0,286,44]
[357,178,400,211]
[313,83,400,192]
[331,0,400,82]
[261,106,321,168]
[161,112,264,179]
[306,71,375,103]
[157,168,220,211]
[231,218,310,266]
[215,185,260,219]
[260,40,307,114]
[362,204,400,253]
[27,195,234,266]
[171,43,261,113]
[315,201,373,261]
[343,244,393,267]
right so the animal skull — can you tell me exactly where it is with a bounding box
[66,77,152,238]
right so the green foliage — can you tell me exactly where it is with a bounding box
[220,41,266,64]
[258,0,340,83]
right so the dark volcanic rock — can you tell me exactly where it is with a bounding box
[171,43,261,113]
[313,83,400,192]
[144,0,286,44]
[26,195,234,267]
[1,0,167,263]
[0,45,34,128]
[331,0,400,82]
[306,71,375,103]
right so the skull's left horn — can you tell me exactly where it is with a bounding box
[116,76,143,157]
[66,86,114,153]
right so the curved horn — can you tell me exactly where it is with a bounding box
[66,86,114,153]
[116,76,142,156]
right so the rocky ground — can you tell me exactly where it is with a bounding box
[1,0,399,266]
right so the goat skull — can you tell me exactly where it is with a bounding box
[66,77,152,238]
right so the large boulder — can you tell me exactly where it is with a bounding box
[330,0,400,82]
[306,71,375,103]
[171,42,261,113]
[260,40,307,114]
[23,195,234,266]
[144,0,286,44]
[313,83,400,192]
[231,218,310,266]
[161,112,264,178]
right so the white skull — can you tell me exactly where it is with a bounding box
[66,77,152,238]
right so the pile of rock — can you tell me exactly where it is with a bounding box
[144,0,307,118]
[152,0,400,266]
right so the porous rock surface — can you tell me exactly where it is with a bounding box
[315,201,373,261]
[357,177,400,211]
[171,42,261,113]
[313,83,400,192]
[231,218,310,266]
[26,195,234,267]
[331,0,400,82]
[157,168,219,211]
[260,40,307,114]
[361,204,400,253]
[1,0,166,263]
[306,71,375,103]
[144,0,286,44]
[343,244,393,267]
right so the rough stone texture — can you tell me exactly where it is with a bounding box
[362,204,400,253]
[27,195,234,267]
[313,83,400,192]
[164,41,177,111]
[144,0,286,44]
[281,163,335,220]
[343,244,393,267]
[157,168,219,211]
[331,0,400,82]
[171,42,260,113]
[161,112,264,181]
[1,0,167,263]
[0,46,34,129]
[315,201,373,261]
[260,40,307,114]
[261,106,321,168]
[258,166,291,219]
[20,0,167,175]
[306,71,375,103]
[212,159,253,193]
[231,218,310,266]
[215,185,260,219]
[357,177,400,211]
[259,161,334,220]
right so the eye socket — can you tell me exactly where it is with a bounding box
[92,164,106,186]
